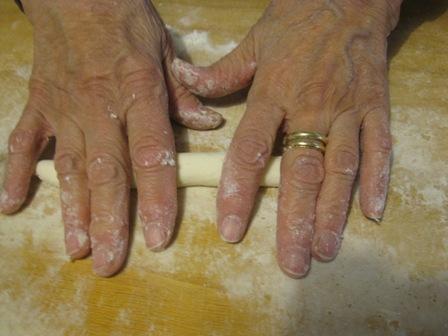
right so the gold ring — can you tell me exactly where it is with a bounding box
[285,131,328,144]
[283,131,328,153]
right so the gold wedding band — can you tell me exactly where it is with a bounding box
[285,131,328,145]
[283,131,328,153]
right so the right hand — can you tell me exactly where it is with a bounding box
[171,0,400,278]
[0,0,223,277]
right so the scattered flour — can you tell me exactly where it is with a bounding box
[15,65,31,80]
[167,26,238,62]
[391,106,448,209]
[0,184,88,335]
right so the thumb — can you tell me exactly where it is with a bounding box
[171,32,256,98]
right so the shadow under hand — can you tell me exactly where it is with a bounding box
[388,0,448,60]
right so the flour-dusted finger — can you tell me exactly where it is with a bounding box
[312,112,360,262]
[277,148,325,278]
[54,119,90,260]
[360,109,392,222]
[124,66,178,252]
[172,32,256,98]
[169,89,223,130]
[352,41,392,223]
[85,121,131,277]
[217,85,284,243]
[1,110,49,214]
[163,48,224,130]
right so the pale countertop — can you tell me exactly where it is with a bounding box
[0,1,447,335]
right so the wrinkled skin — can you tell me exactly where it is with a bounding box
[173,0,402,278]
[0,0,223,277]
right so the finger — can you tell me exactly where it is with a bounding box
[0,111,49,214]
[360,108,392,222]
[163,49,224,130]
[125,70,177,251]
[351,41,392,222]
[277,147,325,278]
[217,88,284,243]
[276,54,355,275]
[54,119,90,260]
[171,32,256,98]
[85,119,130,277]
[311,112,360,262]
[169,85,223,130]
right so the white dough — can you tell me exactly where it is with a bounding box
[35,152,281,188]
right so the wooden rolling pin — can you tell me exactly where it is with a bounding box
[36,152,281,188]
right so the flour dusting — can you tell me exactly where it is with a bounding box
[391,106,448,209]
[167,26,238,62]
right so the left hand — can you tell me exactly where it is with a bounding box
[172,0,401,278]
[1,0,223,277]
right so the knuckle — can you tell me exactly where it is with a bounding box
[120,66,164,96]
[132,138,176,170]
[138,202,177,225]
[121,67,168,115]
[296,81,334,111]
[8,129,36,154]
[376,133,393,154]
[77,76,114,103]
[319,207,347,229]
[365,131,392,155]
[283,218,315,244]
[289,154,324,190]
[219,175,250,200]
[87,153,127,187]
[231,129,272,170]
[318,196,351,228]
[28,79,50,96]
[327,145,359,178]
[28,79,52,110]
[55,151,84,177]
[252,71,288,97]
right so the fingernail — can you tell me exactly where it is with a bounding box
[366,195,386,222]
[144,223,168,251]
[91,231,126,277]
[199,107,223,128]
[220,215,245,243]
[313,230,341,261]
[367,216,382,224]
[280,247,310,279]
[92,244,116,277]
[0,189,21,213]
[65,228,89,258]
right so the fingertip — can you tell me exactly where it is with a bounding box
[92,246,126,277]
[366,217,382,224]
[311,230,341,262]
[219,214,246,243]
[143,222,171,252]
[65,228,91,260]
[93,263,121,278]
[0,189,25,214]
[278,247,311,279]
[68,246,91,261]
[360,191,387,224]
[198,106,224,129]
[91,229,128,277]
[180,106,224,130]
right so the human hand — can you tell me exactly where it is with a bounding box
[172,0,401,278]
[0,0,223,276]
